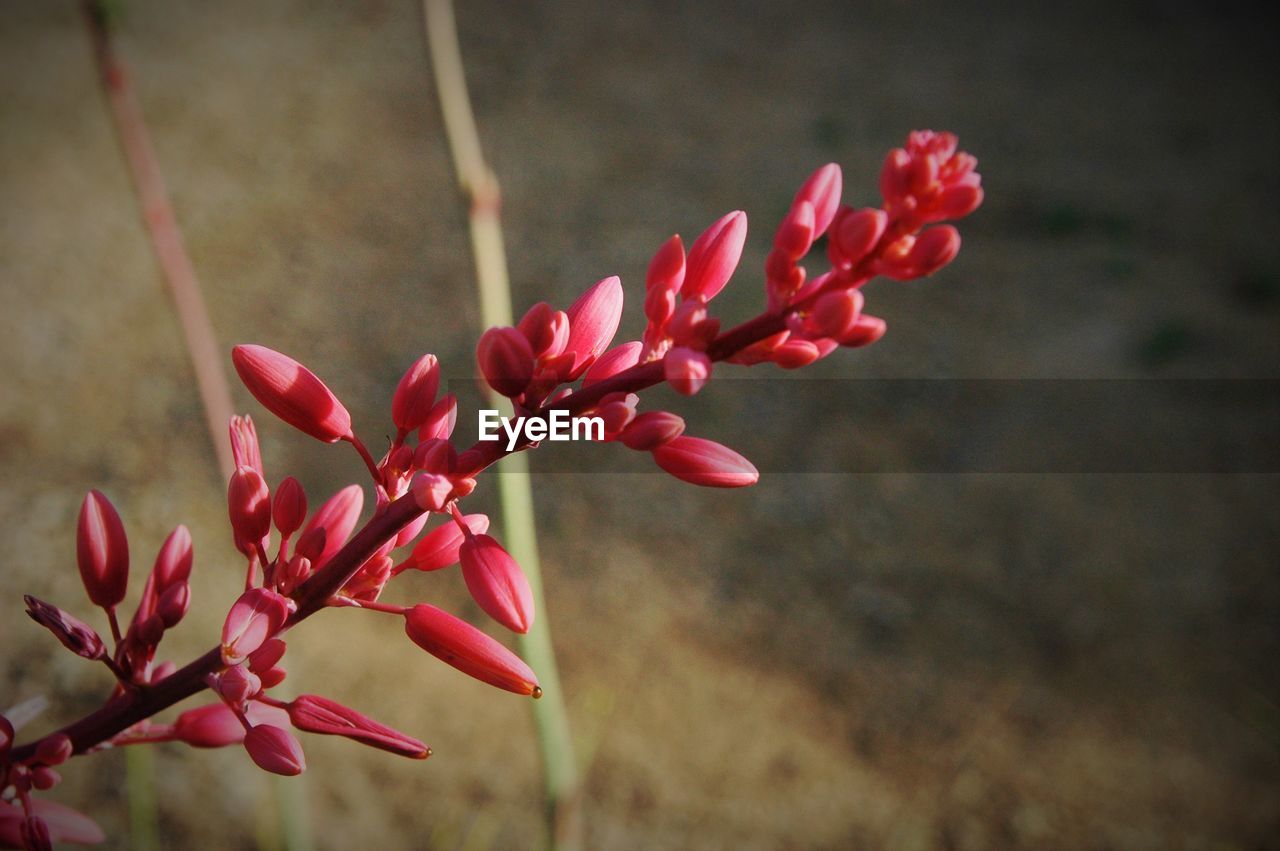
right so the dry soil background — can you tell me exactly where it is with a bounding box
[1,1,1277,849]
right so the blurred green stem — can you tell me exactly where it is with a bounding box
[124,745,159,851]
[423,1,583,847]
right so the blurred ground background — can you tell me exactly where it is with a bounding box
[1,1,1277,848]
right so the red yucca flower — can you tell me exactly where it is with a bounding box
[5,134,983,842]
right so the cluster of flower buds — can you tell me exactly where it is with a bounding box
[7,133,981,844]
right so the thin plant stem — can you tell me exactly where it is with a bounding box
[422,2,583,847]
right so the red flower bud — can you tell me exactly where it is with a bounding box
[272,477,308,538]
[213,665,262,706]
[682,211,747,301]
[24,596,106,661]
[837,314,887,348]
[286,695,430,759]
[476,326,535,398]
[619,411,686,451]
[19,816,51,851]
[774,199,815,259]
[221,588,290,665]
[459,534,535,634]
[171,701,288,749]
[771,339,822,369]
[228,466,271,557]
[793,163,843,237]
[228,414,264,474]
[646,234,685,293]
[664,347,712,396]
[248,638,287,675]
[394,511,432,549]
[582,341,642,388]
[243,724,306,776]
[34,734,73,767]
[413,438,458,476]
[564,276,624,379]
[516,302,570,359]
[830,207,887,268]
[156,581,190,629]
[152,525,193,591]
[652,436,758,488]
[299,485,364,568]
[231,344,352,443]
[810,289,865,339]
[391,354,441,434]
[417,394,458,442]
[411,473,454,513]
[401,514,489,573]
[76,490,129,609]
[403,605,541,697]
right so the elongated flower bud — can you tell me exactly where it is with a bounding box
[299,485,364,568]
[248,638,287,674]
[830,207,887,269]
[793,163,843,237]
[221,588,290,665]
[401,514,490,573]
[24,596,106,661]
[810,289,864,339]
[19,815,51,851]
[403,604,540,697]
[682,211,747,301]
[171,702,289,749]
[564,276,624,378]
[476,326,535,398]
[774,199,815,259]
[391,354,440,434]
[646,234,685,293]
[286,695,430,759]
[156,581,190,629]
[582,341,642,388]
[213,665,262,706]
[272,477,307,538]
[417,394,457,442]
[152,525,194,590]
[228,414,263,474]
[652,436,758,488]
[619,411,686,451]
[459,534,535,634]
[664,347,712,396]
[837,314,887,348]
[75,490,129,609]
[232,344,352,443]
[243,724,306,776]
[228,467,271,556]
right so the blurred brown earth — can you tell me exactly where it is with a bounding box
[1,1,1277,848]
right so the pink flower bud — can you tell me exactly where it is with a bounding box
[413,438,458,476]
[417,393,458,442]
[24,596,106,660]
[831,208,888,268]
[152,524,194,590]
[5,800,103,847]
[619,411,686,451]
[652,436,758,488]
[774,200,815,259]
[391,354,440,433]
[228,414,264,474]
[272,477,308,538]
[664,347,712,396]
[156,581,190,629]
[838,314,888,348]
[793,163,843,237]
[286,695,430,759]
[564,276,624,379]
[214,665,262,705]
[402,514,489,572]
[30,767,60,791]
[682,211,747,301]
[299,485,364,568]
[476,326,535,398]
[228,466,271,557]
[403,604,541,697]
[411,473,454,513]
[243,724,306,776]
[171,702,290,749]
[937,183,984,220]
[643,285,677,327]
[667,299,718,348]
[646,234,685,293]
[221,588,290,665]
[460,534,535,634]
[906,225,961,277]
[294,529,326,563]
[596,393,638,438]
[516,302,570,359]
[34,734,73,767]
[810,289,865,339]
[342,554,393,602]
[248,638,287,674]
[582,341,642,388]
[76,490,129,609]
[232,345,353,443]
[771,339,822,369]
[394,511,432,549]
[19,815,51,851]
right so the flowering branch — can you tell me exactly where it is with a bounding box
[2,131,981,848]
